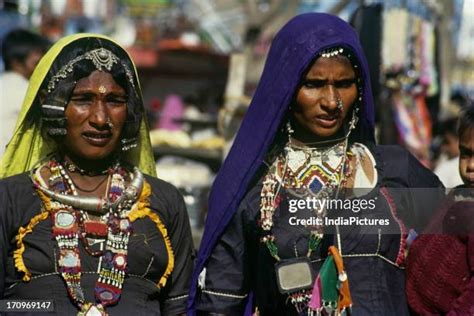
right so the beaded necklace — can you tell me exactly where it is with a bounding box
[37,159,134,316]
[260,141,353,236]
[63,159,113,176]
[259,140,353,313]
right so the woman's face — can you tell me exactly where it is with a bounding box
[63,70,127,161]
[292,55,358,141]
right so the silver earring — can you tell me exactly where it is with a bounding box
[286,120,295,147]
[349,106,359,131]
[286,121,294,136]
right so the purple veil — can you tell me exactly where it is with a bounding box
[188,13,376,313]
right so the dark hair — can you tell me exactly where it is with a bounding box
[458,106,474,139]
[1,29,50,70]
[440,118,458,137]
[35,37,142,147]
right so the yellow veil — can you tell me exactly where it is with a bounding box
[0,33,156,178]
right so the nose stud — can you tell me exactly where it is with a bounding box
[99,85,107,94]
[336,98,344,111]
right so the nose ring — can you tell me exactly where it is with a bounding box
[106,119,114,129]
[336,98,344,111]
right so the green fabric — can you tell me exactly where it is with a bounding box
[0,33,156,178]
[319,255,338,307]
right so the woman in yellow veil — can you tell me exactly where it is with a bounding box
[0,34,193,315]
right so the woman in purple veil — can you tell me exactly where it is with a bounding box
[188,13,444,315]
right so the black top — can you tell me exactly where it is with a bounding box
[0,172,194,315]
[196,145,445,316]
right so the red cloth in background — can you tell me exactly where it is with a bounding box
[406,196,474,315]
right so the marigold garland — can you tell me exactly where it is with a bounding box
[13,195,50,281]
[127,181,175,288]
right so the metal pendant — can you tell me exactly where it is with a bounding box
[78,303,107,316]
[274,257,315,294]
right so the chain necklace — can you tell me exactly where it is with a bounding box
[68,174,110,193]
[63,158,117,176]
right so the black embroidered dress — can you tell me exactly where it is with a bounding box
[197,146,443,315]
[0,174,193,315]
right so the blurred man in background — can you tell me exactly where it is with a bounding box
[0,29,50,157]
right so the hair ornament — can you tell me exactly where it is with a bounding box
[121,137,138,152]
[320,47,344,58]
[47,48,136,93]
[42,104,65,112]
[89,48,117,71]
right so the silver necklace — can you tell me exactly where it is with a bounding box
[32,167,144,213]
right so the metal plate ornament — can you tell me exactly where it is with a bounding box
[275,257,315,294]
[59,250,80,268]
[55,211,75,228]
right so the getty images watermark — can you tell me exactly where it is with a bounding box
[287,197,390,226]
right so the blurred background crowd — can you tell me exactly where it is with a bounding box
[1,0,474,246]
